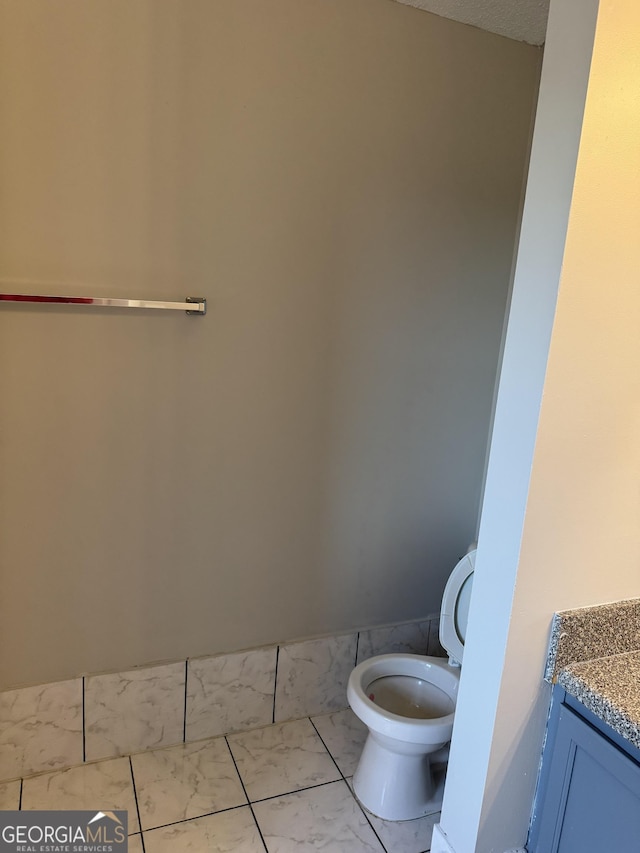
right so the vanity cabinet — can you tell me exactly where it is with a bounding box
[529,687,640,853]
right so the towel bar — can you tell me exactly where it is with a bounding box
[0,293,206,315]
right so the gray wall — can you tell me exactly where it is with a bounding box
[0,0,540,689]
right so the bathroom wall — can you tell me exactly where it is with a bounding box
[0,0,540,689]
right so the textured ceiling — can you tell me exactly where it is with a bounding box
[394,0,550,45]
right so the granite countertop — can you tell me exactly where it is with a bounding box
[557,650,640,751]
[545,598,640,750]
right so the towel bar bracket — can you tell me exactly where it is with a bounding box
[186,297,207,316]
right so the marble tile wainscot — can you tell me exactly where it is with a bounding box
[0,679,83,780]
[0,613,443,782]
[186,647,278,741]
[85,662,186,761]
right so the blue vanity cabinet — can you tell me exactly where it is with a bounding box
[529,687,640,853]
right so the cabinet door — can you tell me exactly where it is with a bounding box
[533,704,640,853]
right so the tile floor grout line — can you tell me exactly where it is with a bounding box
[272,646,280,725]
[140,802,248,833]
[182,660,188,743]
[224,736,269,853]
[309,716,389,853]
[347,787,389,853]
[130,779,384,838]
[249,777,345,806]
[308,717,345,780]
[354,632,360,667]
[128,754,145,847]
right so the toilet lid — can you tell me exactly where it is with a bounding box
[439,549,475,665]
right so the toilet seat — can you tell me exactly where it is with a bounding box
[439,548,475,666]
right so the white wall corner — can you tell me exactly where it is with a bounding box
[431,824,456,853]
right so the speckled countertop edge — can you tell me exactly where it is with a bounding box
[557,651,640,751]
[545,597,640,683]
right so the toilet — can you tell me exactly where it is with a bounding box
[347,548,475,821]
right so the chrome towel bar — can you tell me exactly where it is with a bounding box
[0,293,206,315]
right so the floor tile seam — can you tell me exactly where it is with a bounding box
[188,706,351,745]
[347,786,389,853]
[16,753,135,785]
[308,717,348,778]
[249,773,390,853]
[308,717,388,853]
[248,776,351,806]
[128,755,145,844]
[228,711,339,743]
[224,736,269,853]
[226,716,345,806]
[140,800,251,834]
[273,704,352,725]
[225,715,342,769]
[136,794,399,852]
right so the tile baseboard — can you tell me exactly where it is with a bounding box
[0,615,442,782]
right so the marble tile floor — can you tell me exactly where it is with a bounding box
[8,708,440,852]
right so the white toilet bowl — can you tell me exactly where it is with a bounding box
[347,549,475,821]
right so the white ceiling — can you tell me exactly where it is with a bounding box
[394,0,550,45]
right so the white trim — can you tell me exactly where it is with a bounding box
[431,824,456,853]
[435,0,601,849]
[432,825,527,853]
